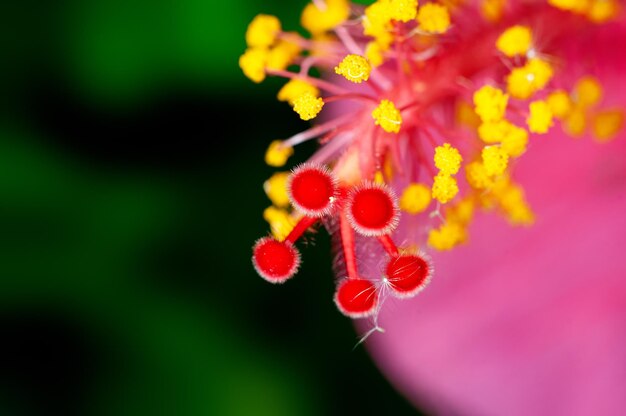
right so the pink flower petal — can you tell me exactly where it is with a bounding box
[364,92,626,416]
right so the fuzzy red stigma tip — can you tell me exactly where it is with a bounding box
[252,237,300,283]
[346,183,399,236]
[288,163,338,217]
[386,253,432,298]
[334,278,379,318]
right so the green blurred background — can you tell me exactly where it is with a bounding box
[0,1,424,415]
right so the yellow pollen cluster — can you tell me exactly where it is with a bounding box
[434,143,463,175]
[388,0,419,22]
[428,221,466,250]
[446,197,476,226]
[239,48,269,83]
[365,42,386,67]
[364,1,393,37]
[263,206,297,241]
[432,143,462,204]
[506,58,554,100]
[417,3,451,34]
[335,54,372,83]
[240,15,304,83]
[293,92,325,120]
[592,110,625,142]
[496,25,533,57]
[266,38,302,71]
[480,0,506,22]
[481,145,509,176]
[432,173,459,204]
[500,125,529,157]
[400,183,432,214]
[588,0,620,23]
[265,140,294,167]
[574,76,602,107]
[527,100,554,134]
[547,90,573,119]
[465,161,494,190]
[549,0,620,22]
[246,14,282,48]
[478,119,513,143]
[554,76,625,141]
[372,100,403,133]
[301,0,351,35]
[490,179,535,225]
[277,79,320,106]
[474,85,509,123]
[548,0,592,13]
[264,172,291,207]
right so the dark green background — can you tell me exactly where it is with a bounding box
[0,1,424,415]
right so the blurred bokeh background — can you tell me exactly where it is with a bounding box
[0,0,424,415]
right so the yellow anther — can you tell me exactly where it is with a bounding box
[266,38,302,71]
[547,90,573,119]
[301,0,350,35]
[264,172,291,207]
[482,145,509,176]
[389,0,419,22]
[263,206,297,241]
[334,54,372,83]
[445,197,475,226]
[493,181,535,225]
[506,58,554,99]
[265,140,294,167]
[549,0,591,13]
[455,100,481,129]
[564,108,587,137]
[505,203,535,225]
[473,85,509,123]
[293,92,325,120]
[592,109,624,142]
[478,119,514,143]
[587,0,619,23]
[374,170,386,184]
[417,3,451,34]
[364,1,393,37]
[372,99,403,133]
[465,161,494,189]
[500,124,529,157]
[432,173,459,204]
[277,79,320,106]
[496,25,533,57]
[239,48,268,83]
[434,143,463,175]
[527,100,554,134]
[428,221,466,250]
[574,76,603,108]
[400,183,432,214]
[365,41,386,67]
[480,0,506,22]
[246,14,282,48]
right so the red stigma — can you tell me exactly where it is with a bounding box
[334,278,379,318]
[252,237,300,283]
[288,163,338,217]
[347,183,399,236]
[386,254,432,298]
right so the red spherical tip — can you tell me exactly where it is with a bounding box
[287,163,338,217]
[252,237,300,284]
[334,278,379,319]
[385,253,433,298]
[346,182,399,236]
